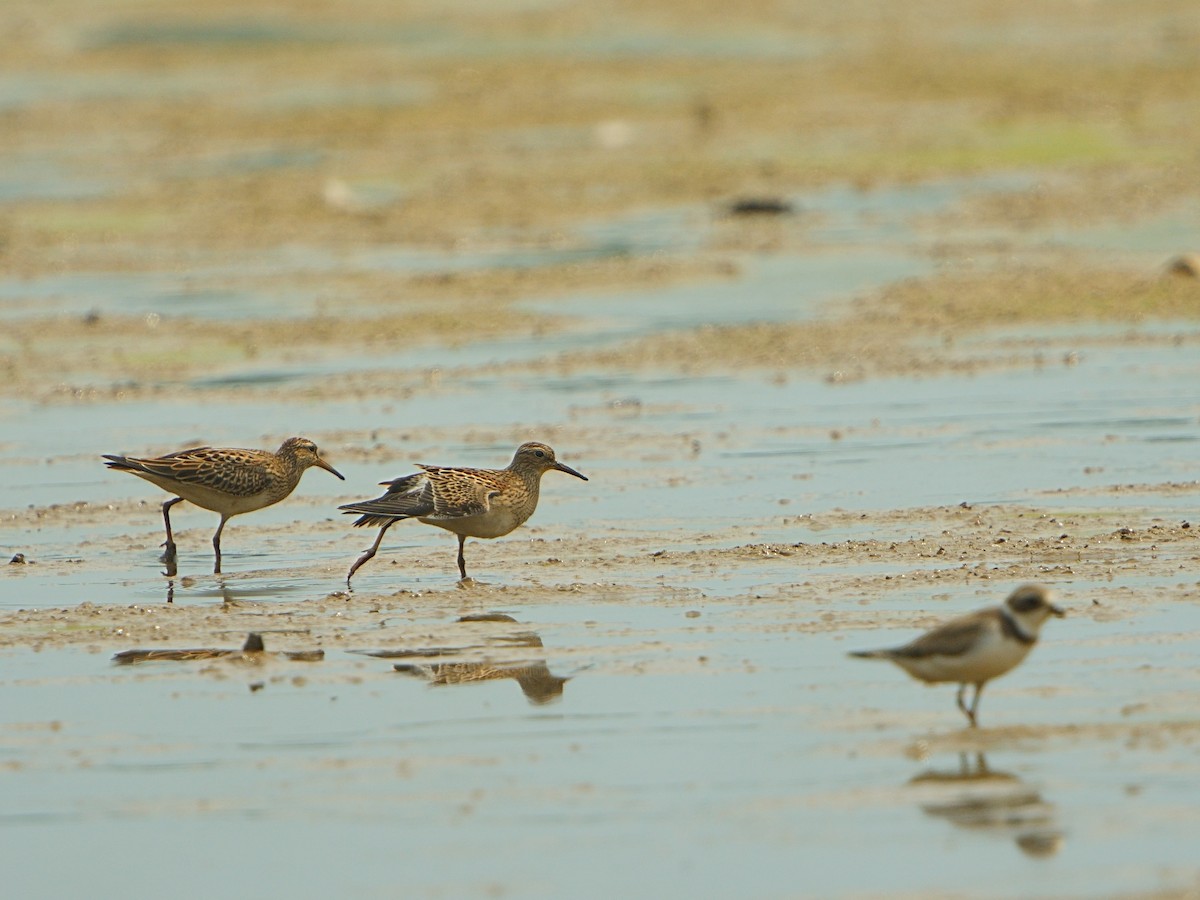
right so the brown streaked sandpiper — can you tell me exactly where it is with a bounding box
[339,441,587,586]
[394,657,569,705]
[849,584,1065,727]
[103,437,344,574]
[363,613,569,704]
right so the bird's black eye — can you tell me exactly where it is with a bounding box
[535,450,545,458]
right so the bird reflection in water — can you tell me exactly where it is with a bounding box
[112,631,323,665]
[163,577,249,605]
[362,613,570,705]
[907,753,1064,858]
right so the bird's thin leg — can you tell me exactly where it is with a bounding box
[160,497,184,562]
[456,533,468,581]
[956,683,976,727]
[212,515,229,575]
[967,682,984,728]
[347,521,395,588]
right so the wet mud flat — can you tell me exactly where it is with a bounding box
[4,212,1200,899]
[4,487,1200,898]
[4,0,1200,897]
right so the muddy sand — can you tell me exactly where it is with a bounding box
[3,0,1200,896]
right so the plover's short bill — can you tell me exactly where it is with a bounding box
[849,584,1065,727]
[339,441,587,586]
[104,437,344,574]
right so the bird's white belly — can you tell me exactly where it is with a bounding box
[423,508,524,539]
[900,630,1032,684]
[141,475,278,516]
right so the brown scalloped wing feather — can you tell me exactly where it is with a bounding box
[129,447,278,496]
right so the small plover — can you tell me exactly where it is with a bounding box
[850,584,1065,726]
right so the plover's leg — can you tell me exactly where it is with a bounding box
[967,682,985,728]
[346,520,395,588]
[956,683,978,727]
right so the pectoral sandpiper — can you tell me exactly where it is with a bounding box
[104,436,344,574]
[849,584,1064,727]
[339,441,587,585]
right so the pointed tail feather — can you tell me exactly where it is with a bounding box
[103,454,142,472]
[343,511,404,528]
[338,490,435,523]
[338,498,420,525]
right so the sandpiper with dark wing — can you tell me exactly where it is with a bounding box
[339,441,587,586]
[104,437,344,574]
[849,584,1065,727]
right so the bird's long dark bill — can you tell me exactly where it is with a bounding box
[317,458,346,480]
[554,461,588,481]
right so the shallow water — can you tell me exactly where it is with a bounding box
[3,599,1198,899]
[4,158,1200,898]
[3,332,1197,557]
[0,174,1030,323]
